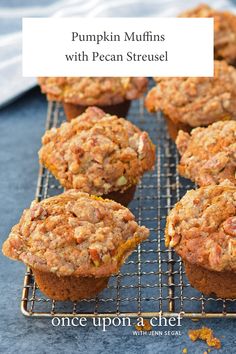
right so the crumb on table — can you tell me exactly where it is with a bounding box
[135,319,152,331]
[188,327,221,349]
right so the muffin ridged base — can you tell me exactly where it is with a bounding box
[33,268,109,301]
[184,260,236,299]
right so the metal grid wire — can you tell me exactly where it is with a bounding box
[21,88,236,318]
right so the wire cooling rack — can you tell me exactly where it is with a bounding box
[21,90,236,318]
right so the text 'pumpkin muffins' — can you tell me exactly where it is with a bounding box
[38,77,148,121]
[2,191,149,301]
[165,185,236,299]
[38,107,156,206]
[180,4,236,65]
[176,120,236,187]
[145,61,236,140]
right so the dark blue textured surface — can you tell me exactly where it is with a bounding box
[0,88,235,353]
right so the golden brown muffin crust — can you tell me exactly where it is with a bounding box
[2,191,149,277]
[165,185,236,272]
[39,107,156,194]
[176,121,236,186]
[180,4,236,64]
[38,77,148,105]
[145,61,236,127]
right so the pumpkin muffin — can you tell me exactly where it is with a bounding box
[180,4,236,65]
[2,190,149,301]
[38,77,148,121]
[145,61,236,140]
[176,120,236,187]
[38,106,155,206]
[165,184,236,298]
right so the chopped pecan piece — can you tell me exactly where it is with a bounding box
[30,204,47,220]
[223,216,236,236]
[89,248,101,266]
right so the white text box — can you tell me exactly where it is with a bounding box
[22,18,214,77]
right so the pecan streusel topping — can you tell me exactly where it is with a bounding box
[2,191,149,277]
[180,4,236,64]
[145,61,236,127]
[176,121,236,187]
[38,77,148,105]
[38,107,156,194]
[165,185,236,272]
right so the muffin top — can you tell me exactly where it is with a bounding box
[165,185,236,272]
[176,121,236,187]
[38,77,148,105]
[180,4,236,64]
[145,61,236,127]
[39,107,155,194]
[2,191,149,277]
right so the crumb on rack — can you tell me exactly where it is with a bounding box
[135,319,152,331]
[188,327,221,349]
